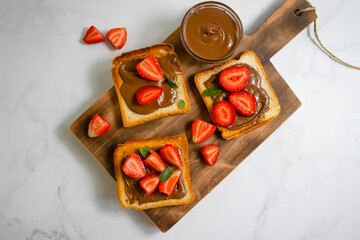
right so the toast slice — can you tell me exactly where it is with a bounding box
[194,51,281,140]
[113,135,194,210]
[111,43,190,128]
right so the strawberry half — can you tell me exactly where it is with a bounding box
[229,91,257,116]
[106,28,127,50]
[122,153,146,178]
[136,56,164,81]
[140,174,160,195]
[219,66,250,92]
[159,171,181,196]
[143,152,166,172]
[83,26,106,44]
[200,144,220,166]
[160,144,182,169]
[212,101,236,127]
[192,119,216,143]
[88,114,110,137]
[136,86,163,105]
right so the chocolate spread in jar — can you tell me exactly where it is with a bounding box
[204,64,270,130]
[119,54,180,115]
[122,148,186,205]
[182,3,242,60]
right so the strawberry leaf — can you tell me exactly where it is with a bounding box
[203,87,222,96]
[167,79,178,89]
[159,167,174,182]
[140,147,151,158]
[179,100,185,110]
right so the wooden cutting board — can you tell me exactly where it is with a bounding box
[71,0,316,233]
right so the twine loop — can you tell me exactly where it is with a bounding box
[294,5,360,70]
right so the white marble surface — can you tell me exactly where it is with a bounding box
[1,0,360,239]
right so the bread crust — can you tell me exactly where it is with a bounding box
[113,135,194,210]
[194,51,281,140]
[111,43,190,128]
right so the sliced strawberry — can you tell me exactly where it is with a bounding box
[212,101,236,127]
[106,28,127,50]
[192,119,216,143]
[136,56,164,81]
[200,144,220,166]
[122,153,146,178]
[136,86,163,105]
[229,91,257,117]
[159,171,181,196]
[143,152,166,172]
[83,26,106,44]
[140,174,160,195]
[160,144,182,169]
[219,66,250,92]
[88,114,110,137]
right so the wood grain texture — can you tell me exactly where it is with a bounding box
[70,0,316,232]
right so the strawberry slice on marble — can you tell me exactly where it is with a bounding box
[106,28,127,49]
[83,26,106,44]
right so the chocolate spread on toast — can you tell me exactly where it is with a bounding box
[122,148,186,205]
[119,54,180,115]
[204,64,270,129]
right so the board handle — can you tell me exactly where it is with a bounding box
[248,0,317,62]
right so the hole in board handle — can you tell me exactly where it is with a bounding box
[294,8,302,16]
[294,7,316,16]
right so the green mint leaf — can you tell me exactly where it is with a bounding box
[179,100,186,110]
[140,147,151,158]
[159,167,174,182]
[167,79,178,89]
[203,87,222,97]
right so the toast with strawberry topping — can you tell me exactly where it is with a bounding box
[194,51,281,139]
[111,43,190,128]
[113,135,194,210]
